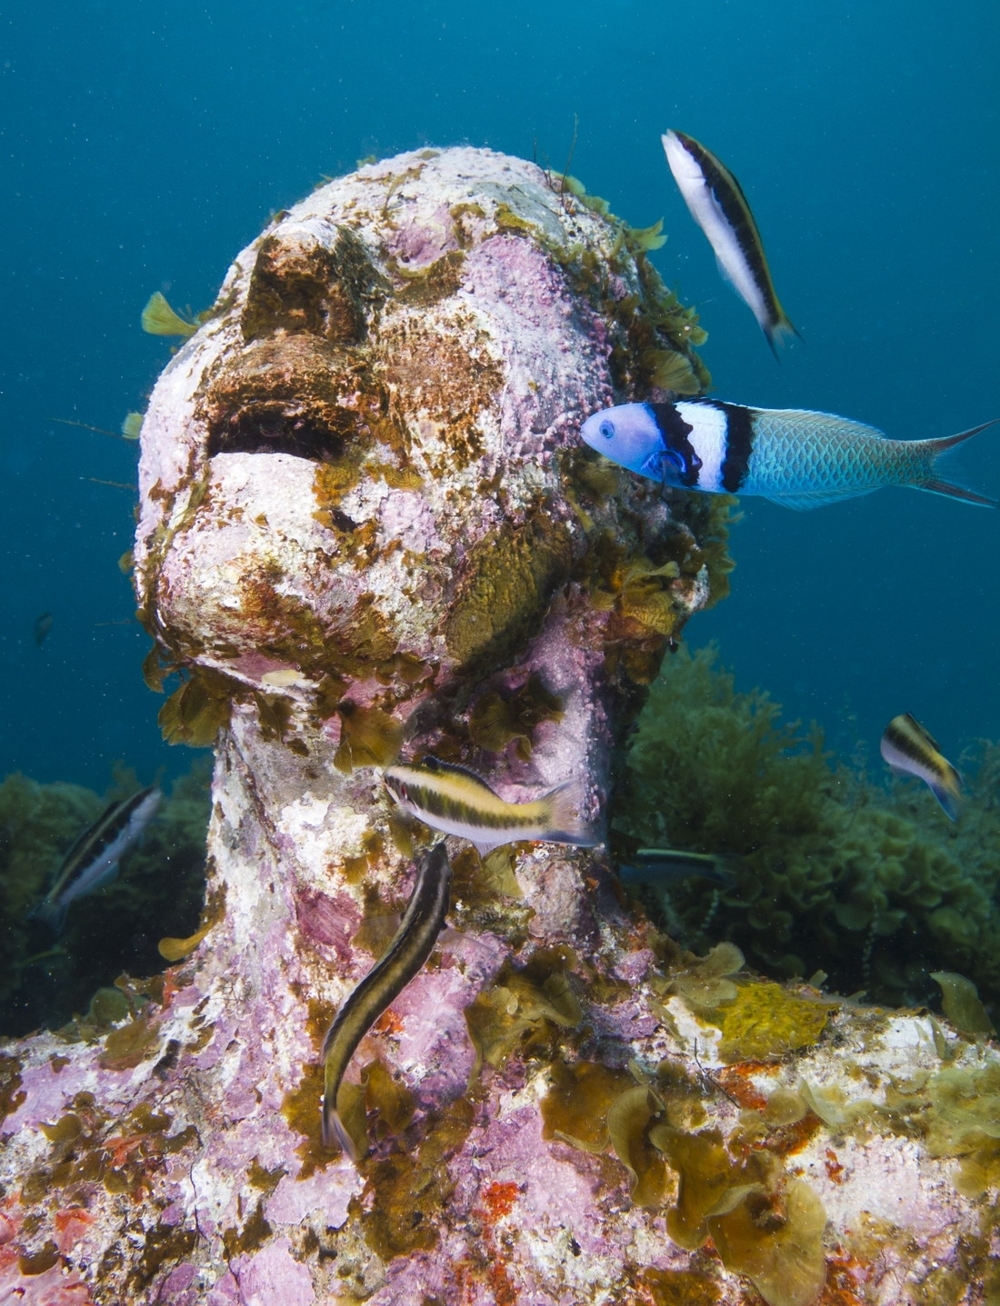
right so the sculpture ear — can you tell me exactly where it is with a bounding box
[241,225,385,345]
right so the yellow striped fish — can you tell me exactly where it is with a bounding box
[880,713,962,820]
[383,756,594,857]
[662,129,797,358]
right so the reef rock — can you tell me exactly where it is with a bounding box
[1,148,996,1305]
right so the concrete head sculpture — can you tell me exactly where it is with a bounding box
[134,148,720,789]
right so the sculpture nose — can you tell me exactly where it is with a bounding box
[205,225,389,462]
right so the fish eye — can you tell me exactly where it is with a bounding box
[599,419,615,440]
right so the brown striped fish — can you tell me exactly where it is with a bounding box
[383,756,594,858]
[880,713,962,820]
[321,843,452,1159]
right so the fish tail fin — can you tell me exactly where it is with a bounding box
[764,314,801,361]
[929,766,963,822]
[913,418,999,507]
[321,1091,359,1161]
[541,779,598,848]
[28,899,67,934]
[713,853,748,885]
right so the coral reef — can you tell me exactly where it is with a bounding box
[0,148,996,1306]
[616,644,1000,1017]
[0,763,210,1037]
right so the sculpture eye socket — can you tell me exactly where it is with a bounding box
[598,419,615,440]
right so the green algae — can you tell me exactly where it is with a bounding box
[615,644,1000,1013]
[464,949,583,1079]
[705,982,833,1063]
[468,673,564,760]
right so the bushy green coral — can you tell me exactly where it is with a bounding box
[0,760,211,1037]
[615,646,1000,1014]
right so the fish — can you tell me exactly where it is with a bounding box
[321,842,452,1158]
[662,129,797,357]
[580,399,998,510]
[33,612,53,647]
[383,755,595,858]
[30,786,162,933]
[618,847,744,888]
[880,713,962,820]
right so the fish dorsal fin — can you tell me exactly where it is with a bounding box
[420,755,502,799]
[899,713,941,753]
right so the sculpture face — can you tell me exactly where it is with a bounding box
[135,149,716,754]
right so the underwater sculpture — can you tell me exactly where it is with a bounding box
[0,147,997,1306]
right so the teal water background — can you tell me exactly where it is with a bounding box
[2,0,997,788]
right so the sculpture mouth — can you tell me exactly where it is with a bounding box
[201,334,382,463]
[206,401,355,460]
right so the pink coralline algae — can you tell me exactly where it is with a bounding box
[0,147,997,1305]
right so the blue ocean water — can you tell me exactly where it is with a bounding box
[1,0,997,788]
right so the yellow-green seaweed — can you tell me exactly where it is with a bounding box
[141,291,198,338]
[615,644,1000,1011]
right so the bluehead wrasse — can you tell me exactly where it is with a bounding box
[580,400,999,510]
[33,612,53,647]
[321,843,452,1159]
[383,756,595,858]
[618,848,744,889]
[880,714,962,820]
[29,787,162,933]
[662,129,797,358]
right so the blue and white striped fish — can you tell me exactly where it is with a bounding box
[580,399,998,510]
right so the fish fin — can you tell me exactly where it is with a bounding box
[473,838,508,858]
[915,418,999,506]
[763,315,801,361]
[927,417,1000,453]
[928,772,963,822]
[913,478,998,508]
[321,1097,360,1162]
[28,899,68,935]
[421,756,503,798]
[541,780,598,848]
[765,488,868,511]
[713,853,748,885]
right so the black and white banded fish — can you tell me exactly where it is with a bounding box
[383,756,595,858]
[880,714,962,820]
[662,129,797,357]
[618,848,744,889]
[580,399,998,510]
[30,786,162,933]
[321,842,452,1159]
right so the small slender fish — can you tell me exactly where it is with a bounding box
[383,756,594,857]
[580,399,998,510]
[30,787,162,933]
[880,714,962,820]
[618,848,744,888]
[662,129,797,357]
[33,612,53,647]
[321,842,452,1158]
